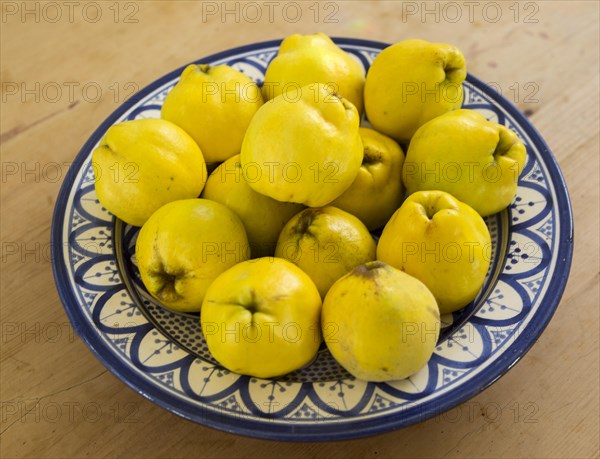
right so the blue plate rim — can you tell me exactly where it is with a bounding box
[50,37,574,441]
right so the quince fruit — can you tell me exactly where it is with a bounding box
[364,39,466,143]
[275,206,376,298]
[136,198,249,312]
[202,154,304,257]
[402,109,527,216]
[240,83,363,207]
[263,32,365,113]
[322,261,440,381]
[161,64,263,164]
[92,118,206,227]
[201,257,322,378]
[330,127,405,230]
[377,190,491,314]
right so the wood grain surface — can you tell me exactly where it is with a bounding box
[1,1,598,458]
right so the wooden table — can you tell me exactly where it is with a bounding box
[2,1,598,457]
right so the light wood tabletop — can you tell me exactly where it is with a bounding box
[1,1,598,458]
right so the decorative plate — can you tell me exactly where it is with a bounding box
[51,38,574,441]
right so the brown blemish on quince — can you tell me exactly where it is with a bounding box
[294,208,320,237]
[353,261,387,278]
[362,145,383,165]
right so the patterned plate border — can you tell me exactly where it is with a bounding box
[51,38,574,440]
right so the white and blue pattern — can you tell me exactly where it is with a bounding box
[51,39,573,440]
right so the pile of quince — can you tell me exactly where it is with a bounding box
[93,34,526,381]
